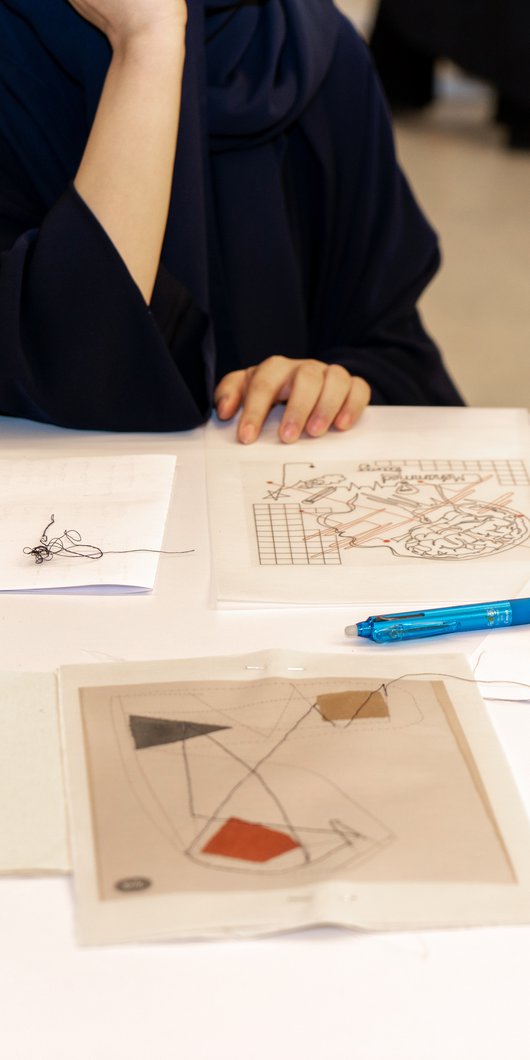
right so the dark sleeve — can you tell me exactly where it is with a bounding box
[300,22,464,407]
[0,181,212,431]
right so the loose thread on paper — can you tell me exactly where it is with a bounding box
[23,514,194,565]
[335,672,530,718]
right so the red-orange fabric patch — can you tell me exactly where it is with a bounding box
[202,817,300,862]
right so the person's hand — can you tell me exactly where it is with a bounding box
[215,356,371,443]
[66,0,187,48]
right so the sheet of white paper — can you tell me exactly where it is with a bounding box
[59,650,530,944]
[0,454,177,593]
[0,673,69,874]
[206,407,530,607]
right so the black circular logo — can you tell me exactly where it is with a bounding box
[115,877,152,893]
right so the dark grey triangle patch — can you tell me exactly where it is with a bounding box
[129,715,230,751]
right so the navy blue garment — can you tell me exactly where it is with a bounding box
[0,0,463,432]
[371,0,530,110]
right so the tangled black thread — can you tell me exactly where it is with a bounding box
[23,515,103,564]
[24,514,194,564]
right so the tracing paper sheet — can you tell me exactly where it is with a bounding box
[59,650,530,944]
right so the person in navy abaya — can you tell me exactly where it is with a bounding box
[0,0,463,438]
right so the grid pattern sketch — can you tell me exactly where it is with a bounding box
[385,458,530,485]
[253,504,342,565]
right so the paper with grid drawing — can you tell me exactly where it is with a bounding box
[206,408,530,605]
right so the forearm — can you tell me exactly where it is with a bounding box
[74,22,186,302]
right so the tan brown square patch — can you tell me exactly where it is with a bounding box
[317,689,388,721]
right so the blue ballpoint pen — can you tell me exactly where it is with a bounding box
[344,598,530,644]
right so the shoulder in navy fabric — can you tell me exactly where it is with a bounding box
[0,1,110,203]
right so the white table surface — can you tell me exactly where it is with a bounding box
[1,412,530,1060]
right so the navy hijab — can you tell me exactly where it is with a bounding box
[0,0,340,378]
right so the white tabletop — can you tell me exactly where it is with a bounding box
[1,412,530,1060]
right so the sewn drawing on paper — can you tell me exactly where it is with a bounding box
[79,675,514,902]
[245,458,530,566]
